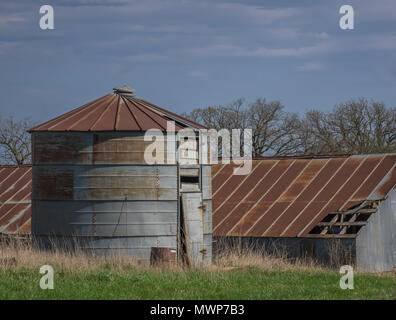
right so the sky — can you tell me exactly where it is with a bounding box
[1,0,396,123]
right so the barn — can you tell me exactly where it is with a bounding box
[212,154,396,272]
[1,116,396,271]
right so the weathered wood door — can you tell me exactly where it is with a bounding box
[181,192,204,266]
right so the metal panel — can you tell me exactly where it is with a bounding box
[92,132,178,164]
[182,193,205,266]
[347,154,396,203]
[34,131,178,165]
[212,154,396,238]
[31,129,182,259]
[0,166,31,235]
[202,200,212,234]
[33,200,177,237]
[213,160,277,235]
[203,234,213,266]
[356,188,396,272]
[180,168,199,177]
[202,165,212,200]
[246,160,309,236]
[226,159,296,236]
[33,166,73,200]
[74,165,177,201]
[33,132,93,164]
[29,90,204,132]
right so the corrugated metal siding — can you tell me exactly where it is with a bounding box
[0,166,31,235]
[31,129,180,259]
[356,188,396,272]
[212,154,396,238]
[3,153,395,240]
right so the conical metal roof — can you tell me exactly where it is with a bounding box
[29,87,205,132]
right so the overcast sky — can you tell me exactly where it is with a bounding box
[1,0,396,122]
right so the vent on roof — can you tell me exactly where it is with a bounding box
[113,86,136,96]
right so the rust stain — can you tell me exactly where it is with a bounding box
[226,159,294,235]
[0,166,31,235]
[33,132,91,164]
[368,155,396,199]
[2,152,396,238]
[92,134,170,164]
[212,154,396,238]
[29,90,204,133]
[33,167,73,200]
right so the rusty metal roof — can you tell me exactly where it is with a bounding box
[212,154,396,238]
[29,87,206,132]
[0,165,31,235]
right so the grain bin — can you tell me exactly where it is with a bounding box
[29,86,212,266]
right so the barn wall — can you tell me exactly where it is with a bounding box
[356,188,396,272]
[213,236,356,267]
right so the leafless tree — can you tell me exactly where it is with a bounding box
[185,98,247,130]
[0,116,34,165]
[184,97,395,157]
[297,98,396,154]
[246,98,299,156]
[183,98,299,156]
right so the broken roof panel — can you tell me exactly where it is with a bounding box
[212,154,396,238]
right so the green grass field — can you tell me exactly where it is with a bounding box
[1,266,395,300]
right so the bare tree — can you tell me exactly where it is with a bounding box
[184,97,395,157]
[184,98,247,130]
[0,116,34,165]
[298,98,396,154]
[247,98,299,156]
[183,98,299,156]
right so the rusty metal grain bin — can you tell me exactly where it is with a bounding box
[29,87,212,264]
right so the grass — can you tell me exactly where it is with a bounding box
[1,266,395,300]
[0,237,395,300]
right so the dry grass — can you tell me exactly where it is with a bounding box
[212,237,321,272]
[326,239,354,268]
[0,236,143,273]
[0,235,352,273]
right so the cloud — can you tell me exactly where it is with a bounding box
[296,61,326,71]
[358,0,396,22]
[122,53,168,62]
[0,41,19,54]
[0,15,24,25]
[357,35,396,51]
[188,42,330,59]
[54,0,129,7]
[233,43,329,58]
[215,2,302,24]
[185,70,208,77]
